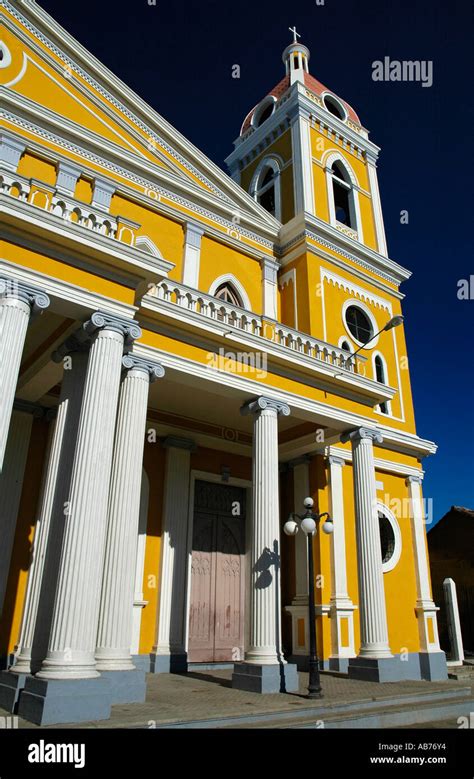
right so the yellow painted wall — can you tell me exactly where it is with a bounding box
[199,236,262,313]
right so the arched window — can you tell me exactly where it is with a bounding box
[377,503,402,572]
[374,354,389,414]
[331,161,356,229]
[251,158,282,220]
[256,167,276,216]
[340,340,352,352]
[215,282,242,308]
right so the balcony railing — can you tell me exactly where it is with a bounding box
[148,280,361,374]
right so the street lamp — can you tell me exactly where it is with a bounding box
[284,498,333,699]
[344,315,404,369]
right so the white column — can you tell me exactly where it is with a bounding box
[152,437,195,670]
[0,407,35,616]
[181,222,204,288]
[406,475,441,653]
[37,312,141,680]
[242,396,290,664]
[327,455,356,666]
[96,356,164,671]
[290,106,315,216]
[443,578,464,664]
[0,278,49,470]
[12,351,89,674]
[366,154,388,256]
[341,427,392,658]
[261,258,279,320]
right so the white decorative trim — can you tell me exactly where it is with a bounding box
[3,111,275,251]
[208,274,252,312]
[249,155,282,222]
[342,298,380,350]
[372,351,392,416]
[367,159,388,257]
[323,151,364,243]
[321,92,348,124]
[135,235,163,258]
[251,96,277,129]
[377,501,402,573]
[131,468,150,655]
[279,268,298,329]
[321,267,392,312]
[0,39,12,69]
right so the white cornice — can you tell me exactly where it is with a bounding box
[130,337,437,459]
[3,112,278,255]
[3,0,281,229]
[279,214,411,285]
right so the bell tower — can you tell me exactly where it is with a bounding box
[226,28,388,258]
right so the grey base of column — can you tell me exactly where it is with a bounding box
[419,651,448,681]
[328,657,350,674]
[0,671,28,713]
[149,653,188,674]
[232,662,299,694]
[101,669,147,705]
[18,676,112,725]
[349,653,424,682]
[132,654,152,673]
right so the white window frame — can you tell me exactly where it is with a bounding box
[323,151,364,242]
[377,501,402,573]
[250,156,282,221]
[372,351,392,416]
[342,298,379,349]
[208,273,252,312]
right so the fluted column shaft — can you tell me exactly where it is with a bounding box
[0,278,49,470]
[242,396,290,665]
[12,352,89,674]
[38,313,140,680]
[96,357,164,671]
[342,427,392,658]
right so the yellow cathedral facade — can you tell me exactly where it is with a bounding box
[0,0,447,725]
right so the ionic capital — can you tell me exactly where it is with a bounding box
[340,427,383,445]
[121,354,165,382]
[241,395,291,418]
[83,311,142,345]
[0,276,50,315]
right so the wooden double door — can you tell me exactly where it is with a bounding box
[188,481,246,663]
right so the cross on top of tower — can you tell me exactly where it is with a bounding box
[288,26,301,43]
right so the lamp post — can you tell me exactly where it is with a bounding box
[284,498,333,699]
[344,315,404,369]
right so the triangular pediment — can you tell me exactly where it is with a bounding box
[1,0,279,230]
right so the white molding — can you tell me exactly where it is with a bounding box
[377,501,402,573]
[249,156,282,222]
[325,445,425,479]
[132,340,437,458]
[208,274,252,312]
[135,235,163,258]
[367,159,388,257]
[321,267,392,312]
[279,268,298,329]
[3,1,281,230]
[342,297,380,349]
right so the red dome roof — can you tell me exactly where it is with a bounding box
[240,73,360,135]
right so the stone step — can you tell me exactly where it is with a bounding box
[153,686,472,730]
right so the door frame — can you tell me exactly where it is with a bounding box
[184,470,252,661]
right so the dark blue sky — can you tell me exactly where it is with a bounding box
[37,0,473,527]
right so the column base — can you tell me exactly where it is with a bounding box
[348,653,428,682]
[0,670,28,713]
[419,651,448,681]
[149,652,188,674]
[328,657,351,674]
[132,653,152,672]
[232,662,299,694]
[100,669,147,705]
[18,676,112,725]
